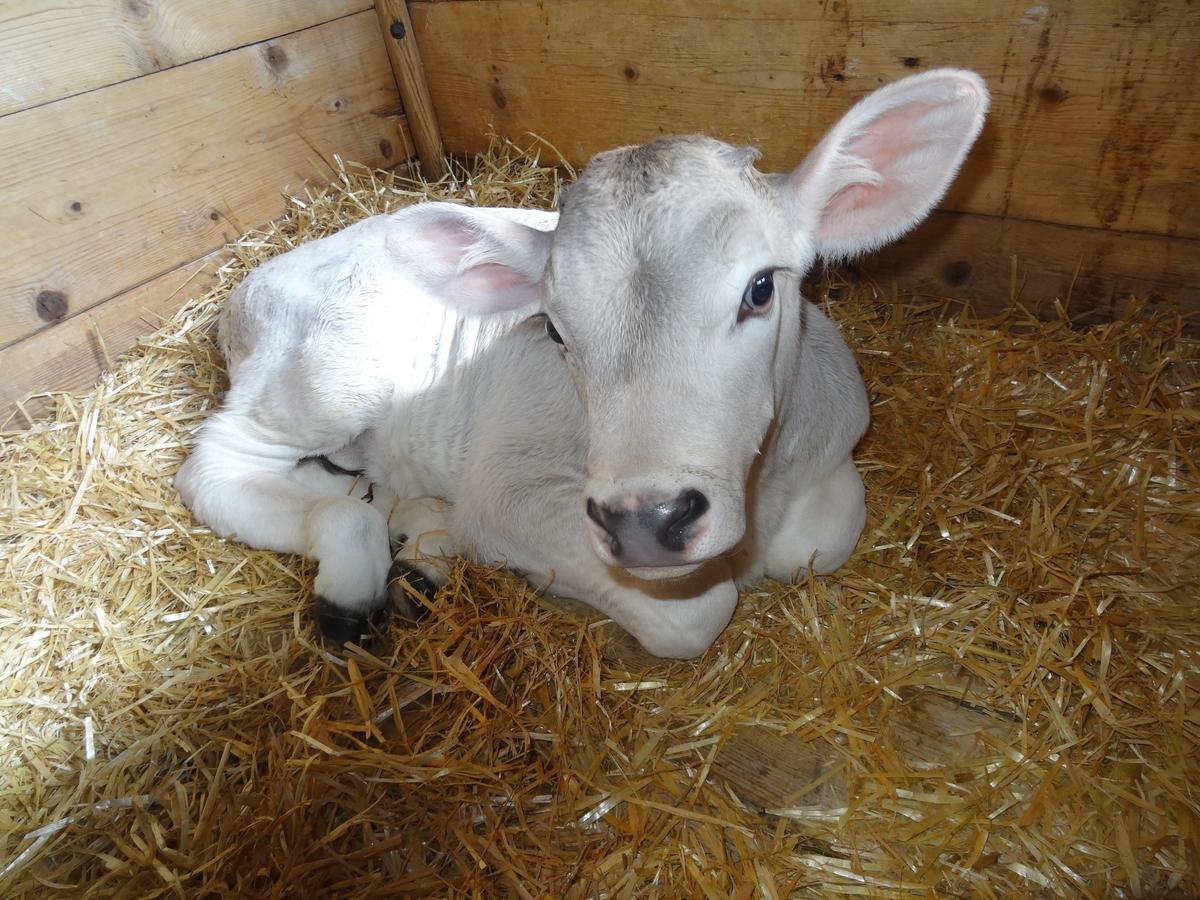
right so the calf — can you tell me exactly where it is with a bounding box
[176,69,988,657]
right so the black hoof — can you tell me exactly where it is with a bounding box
[313,596,390,647]
[388,560,439,621]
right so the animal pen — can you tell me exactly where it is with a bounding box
[0,0,1196,895]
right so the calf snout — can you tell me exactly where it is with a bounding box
[585,489,711,568]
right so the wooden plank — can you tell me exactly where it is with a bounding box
[0,11,412,351]
[855,211,1200,333]
[0,252,221,427]
[375,0,448,178]
[409,0,1200,238]
[710,727,846,813]
[0,0,368,116]
[2,160,418,426]
[887,690,1016,769]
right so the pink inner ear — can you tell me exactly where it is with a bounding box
[844,101,937,175]
[453,263,541,314]
[420,218,477,266]
[824,181,883,216]
[817,101,942,244]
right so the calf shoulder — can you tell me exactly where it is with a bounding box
[213,215,411,447]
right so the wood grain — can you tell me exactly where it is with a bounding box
[375,0,448,178]
[409,0,1200,238]
[856,211,1200,332]
[0,0,368,115]
[0,251,221,427]
[887,690,1017,769]
[0,11,412,351]
[711,727,847,813]
[3,157,420,425]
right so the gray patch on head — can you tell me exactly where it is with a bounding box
[554,136,773,280]
[569,136,764,207]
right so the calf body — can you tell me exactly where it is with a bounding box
[176,70,988,657]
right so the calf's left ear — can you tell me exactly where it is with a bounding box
[780,68,989,261]
[387,203,555,314]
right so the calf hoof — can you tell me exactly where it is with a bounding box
[388,560,438,621]
[313,596,390,647]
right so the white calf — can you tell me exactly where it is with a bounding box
[176,69,988,657]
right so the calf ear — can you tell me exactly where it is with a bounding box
[387,203,555,314]
[781,68,988,260]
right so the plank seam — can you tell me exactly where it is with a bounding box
[0,5,375,122]
[923,208,1200,245]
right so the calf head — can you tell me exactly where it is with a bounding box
[391,69,988,578]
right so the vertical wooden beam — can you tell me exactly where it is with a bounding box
[374,0,447,179]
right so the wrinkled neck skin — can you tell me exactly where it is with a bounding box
[360,304,548,500]
[771,288,850,470]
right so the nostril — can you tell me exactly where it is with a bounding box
[585,497,622,557]
[659,489,709,551]
[673,490,708,528]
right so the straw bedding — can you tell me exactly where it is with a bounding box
[1,142,1197,897]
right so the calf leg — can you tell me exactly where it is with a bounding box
[385,497,457,616]
[456,496,737,659]
[586,563,739,659]
[175,410,391,643]
[762,455,867,579]
[386,498,456,566]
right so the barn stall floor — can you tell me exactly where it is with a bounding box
[1,143,1197,897]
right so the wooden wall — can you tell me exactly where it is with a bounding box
[409,0,1199,329]
[4,1,1195,424]
[0,1,417,424]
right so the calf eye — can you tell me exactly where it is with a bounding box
[545,317,566,346]
[739,270,775,322]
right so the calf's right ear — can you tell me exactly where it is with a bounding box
[387,203,555,314]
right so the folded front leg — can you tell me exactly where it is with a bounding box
[175,412,391,644]
[458,494,738,658]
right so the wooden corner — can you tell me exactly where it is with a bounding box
[374,0,448,180]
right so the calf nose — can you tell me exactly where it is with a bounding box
[585,489,710,562]
[648,489,709,551]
